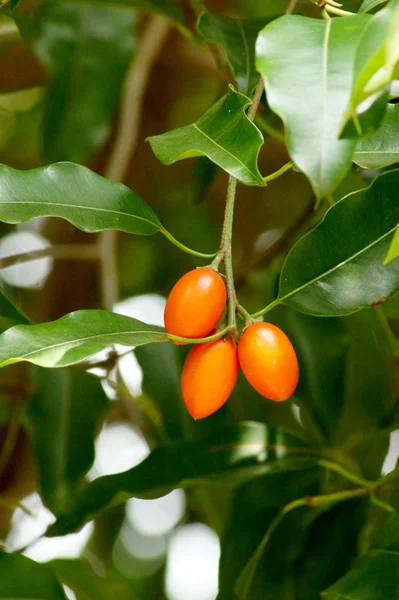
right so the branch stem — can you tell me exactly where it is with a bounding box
[161,228,217,259]
[264,161,293,184]
[325,4,355,15]
[0,244,99,270]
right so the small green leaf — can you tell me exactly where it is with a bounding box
[354,103,399,168]
[27,369,109,514]
[384,226,399,264]
[0,551,67,599]
[341,0,399,135]
[277,168,399,316]
[47,423,318,536]
[0,310,168,368]
[197,12,266,95]
[0,162,161,235]
[359,0,388,11]
[256,14,370,199]
[30,2,137,162]
[0,286,30,332]
[147,86,265,186]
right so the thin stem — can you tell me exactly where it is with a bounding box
[247,77,264,122]
[99,15,171,310]
[168,326,230,345]
[0,244,99,270]
[251,298,280,319]
[317,459,375,488]
[255,115,285,143]
[161,228,217,259]
[370,491,395,513]
[325,4,355,15]
[286,0,298,13]
[263,161,293,184]
[224,177,238,331]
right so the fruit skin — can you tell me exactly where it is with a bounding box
[238,322,299,402]
[164,267,227,341]
[181,334,239,419]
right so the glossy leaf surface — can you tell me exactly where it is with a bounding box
[47,423,317,535]
[278,169,399,316]
[0,551,67,599]
[197,11,266,95]
[0,162,161,235]
[27,369,109,514]
[147,86,265,185]
[0,310,167,368]
[354,103,399,168]
[256,14,370,199]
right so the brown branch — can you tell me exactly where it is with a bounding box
[99,16,171,310]
[0,244,99,270]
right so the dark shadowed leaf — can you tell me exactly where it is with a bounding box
[147,86,265,185]
[256,14,370,199]
[26,369,109,514]
[31,2,137,162]
[47,422,318,536]
[0,310,168,368]
[197,11,266,95]
[277,169,399,316]
[0,162,161,235]
[0,286,31,332]
[322,512,399,600]
[354,103,399,168]
[0,551,67,599]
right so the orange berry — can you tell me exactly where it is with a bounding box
[238,322,299,402]
[164,267,226,342]
[181,334,239,419]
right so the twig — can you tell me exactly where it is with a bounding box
[286,0,298,13]
[99,15,171,310]
[0,244,99,270]
[247,77,264,122]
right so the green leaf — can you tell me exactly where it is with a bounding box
[26,369,109,514]
[277,168,399,316]
[354,103,399,168]
[0,551,67,599]
[31,2,137,162]
[218,468,320,600]
[197,12,266,95]
[255,14,370,199]
[0,162,161,235]
[322,512,399,600]
[341,0,399,135]
[385,226,399,264]
[47,422,318,536]
[147,86,265,186]
[0,286,31,332]
[359,0,388,11]
[0,309,168,368]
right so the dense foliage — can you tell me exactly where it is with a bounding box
[0,0,398,598]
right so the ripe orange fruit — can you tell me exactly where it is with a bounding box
[164,267,226,341]
[238,322,299,401]
[181,334,239,419]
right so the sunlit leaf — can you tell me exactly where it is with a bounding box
[0,310,168,368]
[359,0,388,11]
[0,162,161,235]
[384,226,399,264]
[256,14,370,199]
[277,169,399,316]
[147,86,265,185]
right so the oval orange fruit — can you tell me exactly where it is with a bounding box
[181,334,239,419]
[164,267,226,341]
[238,322,299,401]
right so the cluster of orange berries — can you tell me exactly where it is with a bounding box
[164,267,299,419]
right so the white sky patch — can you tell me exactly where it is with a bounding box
[165,523,220,600]
[382,429,399,475]
[127,489,186,537]
[0,231,53,288]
